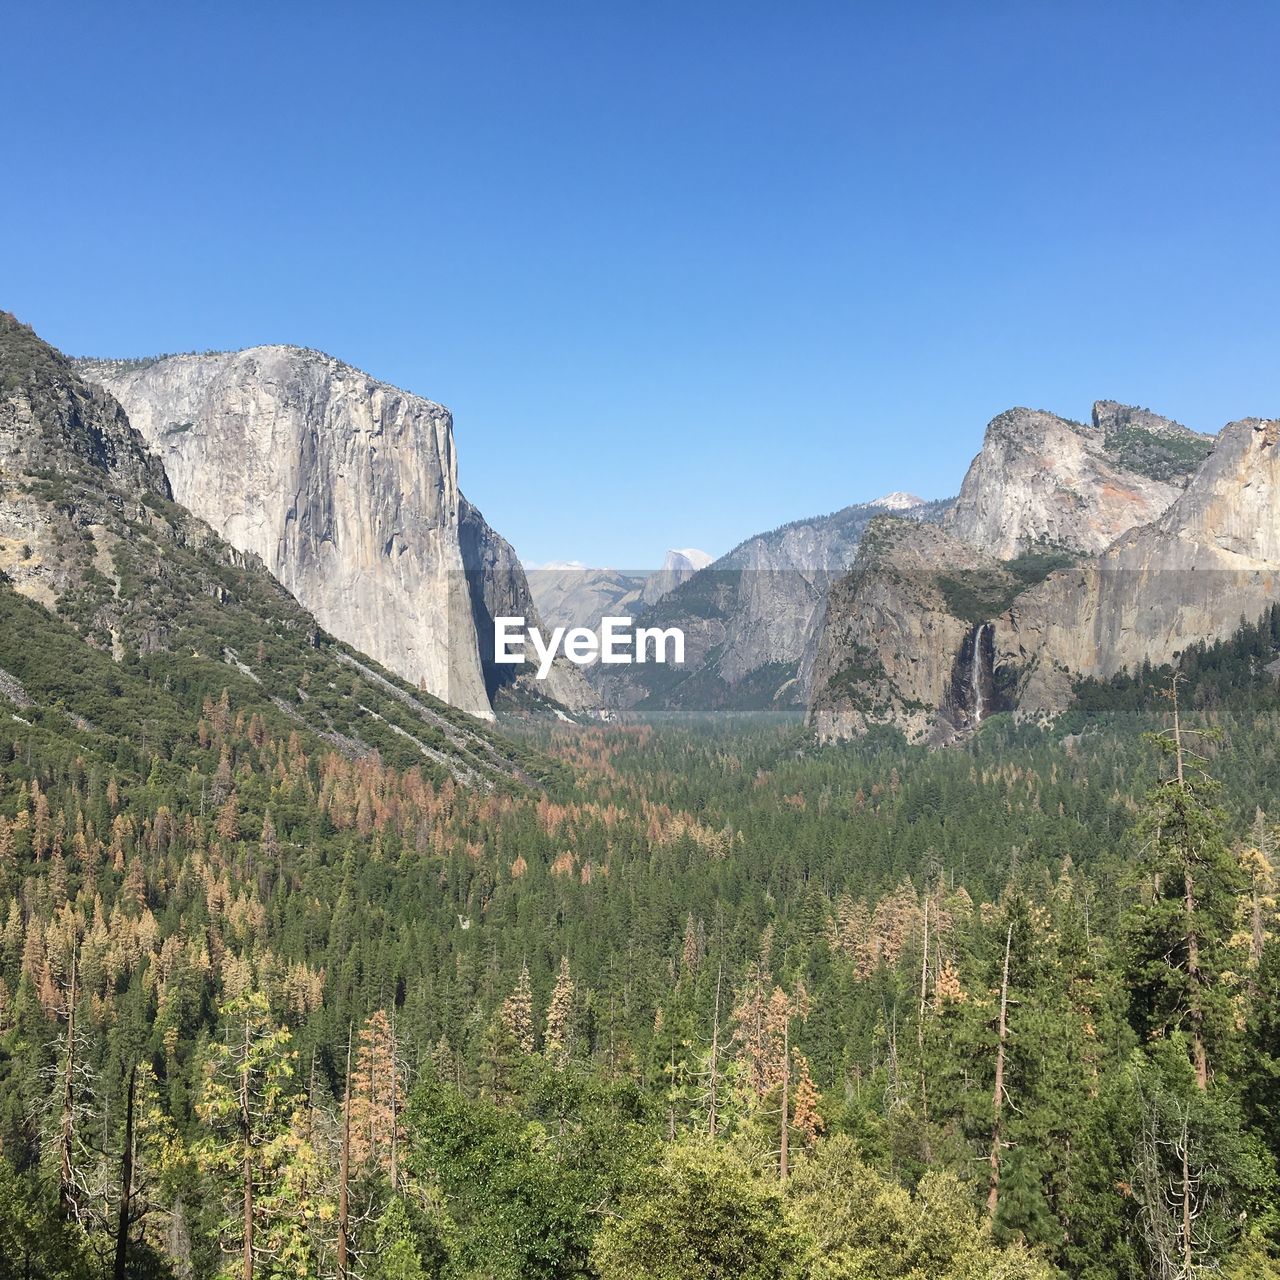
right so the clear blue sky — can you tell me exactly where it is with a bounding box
[4,3,1277,568]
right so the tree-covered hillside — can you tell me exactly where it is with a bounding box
[1,585,1279,1277]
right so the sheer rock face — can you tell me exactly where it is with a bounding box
[82,347,497,718]
[999,417,1280,716]
[717,519,872,689]
[807,518,1013,744]
[584,497,955,712]
[808,414,1278,742]
[944,406,1204,559]
[714,498,956,696]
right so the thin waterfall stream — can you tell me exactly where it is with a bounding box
[971,622,989,725]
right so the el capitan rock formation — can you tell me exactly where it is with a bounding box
[82,347,546,720]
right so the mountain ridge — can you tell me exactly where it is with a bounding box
[2,312,542,787]
[808,404,1278,741]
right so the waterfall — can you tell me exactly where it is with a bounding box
[971,623,989,726]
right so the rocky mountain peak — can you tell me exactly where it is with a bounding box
[868,491,925,511]
[995,414,1280,718]
[1090,399,1217,486]
[662,547,713,573]
[944,405,1187,558]
[641,547,714,606]
[2,313,169,501]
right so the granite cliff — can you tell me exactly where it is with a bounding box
[458,497,594,713]
[640,547,714,606]
[810,404,1277,742]
[997,415,1280,716]
[81,347,546,720]
[808,518,1020,744]
[0,313,535,785]
[945,403,1213,558]
[588,496,952,711]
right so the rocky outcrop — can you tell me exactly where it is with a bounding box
[808,518,1018,743]
[998,417,1280,716]
[641,548,714,606]
[945,406,1208,559]
[82,347,502,718]
[811,413,1280,742]
[585,496,953,711]
[1,312,171,614]
[1091,400,1216,485]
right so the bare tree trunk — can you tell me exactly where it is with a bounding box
[241,1020,253,1280]
[708,963,722,1140]
[59,946,78,1217]
[918,895,929,1047]
[779,1015,790,1181]
[113,1064,137,1280]
[986,922,1012,1219]
[918,895,930,1120]
[1171,672,1185,788]
[389,1008,399,1193]
[1168,673,1209,1090]
[338,1030,352,1280]
[1185,867,1208,1090]
[1181,1116,1194,1280]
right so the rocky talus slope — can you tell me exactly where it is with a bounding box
[80,348,519,719]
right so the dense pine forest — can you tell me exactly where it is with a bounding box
[2,583,1280,1278]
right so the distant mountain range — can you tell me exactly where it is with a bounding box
[526,548,712,636]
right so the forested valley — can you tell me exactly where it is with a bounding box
[2,591,1280,1279]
